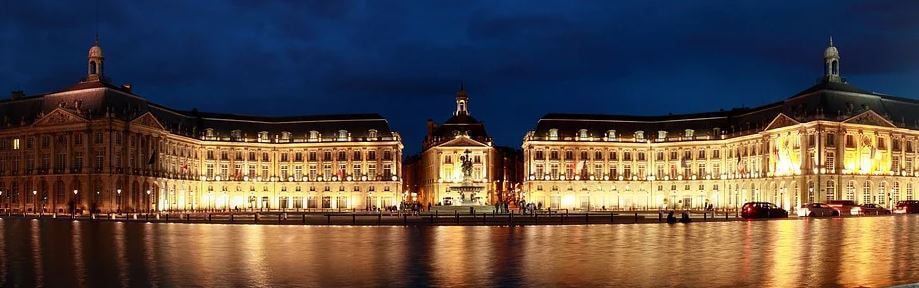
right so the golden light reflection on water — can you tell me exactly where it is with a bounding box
[1,217,918,287]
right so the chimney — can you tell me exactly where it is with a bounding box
[121,84,132,93]
[10,90,25,100]
[426,119,435,137]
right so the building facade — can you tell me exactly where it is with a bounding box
[0,40,403,214]
[413,87,501,206]
[522,40,918,212]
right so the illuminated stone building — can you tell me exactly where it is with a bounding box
[522,40,917,212]
[0,40,403,214]
[416,87,499,206]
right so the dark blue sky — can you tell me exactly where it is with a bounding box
[2,1,918,153]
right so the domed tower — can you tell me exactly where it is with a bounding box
[455,82,469,116]
[824,37,840,82]
[87,37,104,82]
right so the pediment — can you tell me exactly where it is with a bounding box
[32,108,88,127]
[843,110,896,128]
[437,136,490,148]
[131,112,166,130]
[763,113,800,131]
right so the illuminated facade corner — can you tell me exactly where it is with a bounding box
[520,40,918,212]
[0,40,403,214]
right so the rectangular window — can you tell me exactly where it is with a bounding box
[94,152,104,170]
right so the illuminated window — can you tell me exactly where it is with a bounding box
[658,131,667,140]
[685,129,694,139]
[548,129,559,141]
[826,181,836,201]
[908,183,914,200]
[862,181,871,204]
[634,131,645,141]
[606,130,617,141]
[579,129,589,140]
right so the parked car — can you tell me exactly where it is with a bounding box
[826,200,859,216]
[851,204,891,215]
[893,200,919,214]
[741,202,788,219]
[797,203,839,217]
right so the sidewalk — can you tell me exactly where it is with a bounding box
[0,210,760,226]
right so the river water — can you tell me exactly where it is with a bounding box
[1,216,918,287]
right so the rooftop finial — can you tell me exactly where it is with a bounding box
[829,36,833,47]
[460,80,465,91]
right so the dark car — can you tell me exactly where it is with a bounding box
[741,202,789,219]
[893,200,919,214]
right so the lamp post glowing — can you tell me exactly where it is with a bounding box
[72,189,78,217]
[116,189,122,213]
[32,190,37,216]
[146,190,151,213]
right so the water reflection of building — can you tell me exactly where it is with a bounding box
[0,39,403,213]
[521,39,918,211]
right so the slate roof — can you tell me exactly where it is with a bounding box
[530,79,919,141]
[0,79,397,141]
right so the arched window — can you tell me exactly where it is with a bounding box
[807,181,815,204]
[548,129,559,141]
[846,181,855,200]
[579,129,589,140]
[878,182,887,205]
[90,61,97,75]
[337,130,349,141]
[831,60,839,75]
[892,182,901,204]
[825,180,836,201]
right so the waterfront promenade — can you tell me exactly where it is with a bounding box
[0,209,890,226]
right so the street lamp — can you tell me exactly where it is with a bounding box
[117,189,122,213]
[146,190,152,213]
[32,190,37,216]
[72,189,78,217]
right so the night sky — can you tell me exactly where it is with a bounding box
[2,1,918,154]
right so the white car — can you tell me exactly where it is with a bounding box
[797,203,839,217]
